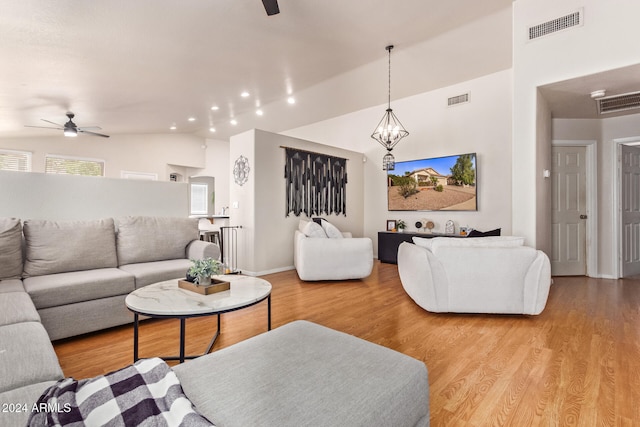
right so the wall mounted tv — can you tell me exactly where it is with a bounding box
[387,152,477,211]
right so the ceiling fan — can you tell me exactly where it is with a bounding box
[25,112,110,138]
[262,0,279,16]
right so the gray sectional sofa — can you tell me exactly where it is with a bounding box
[0,216,430,426]
[13,216,219,340]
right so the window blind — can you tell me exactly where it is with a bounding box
[0,150,31,172]
[45,155,105,176]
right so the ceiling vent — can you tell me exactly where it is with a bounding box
[597,91,640,115]
[448,93,469,107]
[528,9,583,41]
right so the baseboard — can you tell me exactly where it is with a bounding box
[238,265,295,277]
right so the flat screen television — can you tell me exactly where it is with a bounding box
[387,152,477,211]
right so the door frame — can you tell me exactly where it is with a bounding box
[613,136,640,278]
[552,140,598,277]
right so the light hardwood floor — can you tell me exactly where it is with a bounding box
[53,262,640,426]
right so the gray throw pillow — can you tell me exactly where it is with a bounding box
[23,218,118,278]
[0,218,23,280]
[116,216,199,265]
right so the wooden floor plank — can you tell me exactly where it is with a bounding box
[53,262,640,426]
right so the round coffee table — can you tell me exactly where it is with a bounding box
[125,275,271,363]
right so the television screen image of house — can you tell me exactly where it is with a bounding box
[387,153,477,211]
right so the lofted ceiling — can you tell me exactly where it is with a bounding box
[0,0,515,140]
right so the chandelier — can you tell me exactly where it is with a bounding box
[371,45,409,171]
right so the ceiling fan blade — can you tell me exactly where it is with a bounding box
[41,119,64,127]
[262,0,279,15]
[79,129,110,138]
[77,126,102,131]
[25,125,63,130]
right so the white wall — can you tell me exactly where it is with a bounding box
[513,0,640,247]
[285,69,513,255]
[0,133,207,180]
[229,129,365,275]
[0,170,188,221]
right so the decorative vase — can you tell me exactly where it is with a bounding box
[198,276,212,286]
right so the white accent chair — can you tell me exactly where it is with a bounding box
[294,221,373,281]
[397,237,552,315]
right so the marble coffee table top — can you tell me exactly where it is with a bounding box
[125,275,272,316]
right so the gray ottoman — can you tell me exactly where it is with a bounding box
[174,320,430,427]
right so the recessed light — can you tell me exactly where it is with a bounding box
[188,117,196,122]
[230,119,238,125]
[211,106,219,111]
[241,91,250,98]
[287,96,296,104]
[170,125,177,130]
[256,109,264,116]
[209,127,216,133]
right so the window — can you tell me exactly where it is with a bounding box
[190,183,208,215]
[121,170,158,181]
[0,149,32,172]
[45,155,105,176]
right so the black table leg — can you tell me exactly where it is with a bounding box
[204,313,221,355]
[268,294,272,330]
[133,313,139,362]
[179,318,186,363]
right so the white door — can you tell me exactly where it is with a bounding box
[551,146,587,276]
[620,144,640,277]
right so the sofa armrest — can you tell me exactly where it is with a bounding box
[186,240,221,261]
[397,242,448,312]
[523,251,552,315]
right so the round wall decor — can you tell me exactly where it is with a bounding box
[233,155,250,186]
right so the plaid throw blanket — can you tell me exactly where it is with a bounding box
[28,358,214,427]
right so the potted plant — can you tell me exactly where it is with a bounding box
[187,257,223,285]
[397,220,407,233]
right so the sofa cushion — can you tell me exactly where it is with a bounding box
[0,217,23,280]
[23,218,118,278]
[320,220,343,239]
[0,322,64,393]
[0,381,57,427]
[412,236,434,251]
[0,292,40,326]
[174,320,429,427]
[119,259,191,288]
[116,216,199,265]
[0,278,26,293]
[430,236,524,253]
[23,268,135,309]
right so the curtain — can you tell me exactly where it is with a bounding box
[284,148,347,217]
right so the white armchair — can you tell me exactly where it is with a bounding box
[397,237,551,315]
[294,229,373,281]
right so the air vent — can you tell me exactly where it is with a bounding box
[597,91,640,115]
[528,9,583,40]
[448,93,469,107]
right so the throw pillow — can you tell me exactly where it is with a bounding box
[320,220,343,239]
[299,220,327,238]
[468,228,501,237]
[0,217,23,280]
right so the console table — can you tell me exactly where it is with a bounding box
[378,231,464,264]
